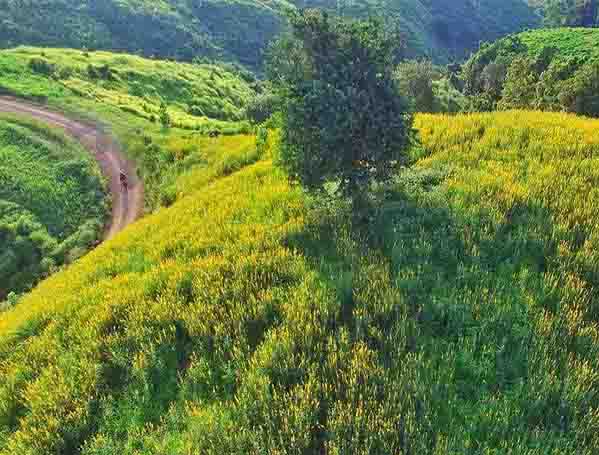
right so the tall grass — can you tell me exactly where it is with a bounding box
[0,111,598,453]
[0,47,254,132]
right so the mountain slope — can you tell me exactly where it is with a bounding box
[0,0,540,67]
[462,27,599,114]
[0,111,598,453]
[0,114,107,298]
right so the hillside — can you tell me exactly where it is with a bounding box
[519,27,599,60]
[0,47,257,209]
[0,114,107,299]
[0,111,597,453]
[0,0,540,67]
[527,0,599,27]
[462,27,599,115]
[0,47,255,128]
[470,27,599,65]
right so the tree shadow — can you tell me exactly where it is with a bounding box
[282,162,594,439]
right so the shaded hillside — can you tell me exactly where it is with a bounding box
[0,0,540,67]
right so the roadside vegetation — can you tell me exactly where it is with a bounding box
[0,114,107,301]
[0,47,255,130]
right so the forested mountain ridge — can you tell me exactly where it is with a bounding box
[0,0,540,68]
[529,0,599,27]
[463,27,599,115]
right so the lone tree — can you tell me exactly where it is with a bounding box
[268,10,412,219]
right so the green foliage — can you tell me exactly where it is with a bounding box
[159,101,171,129]
[245,91,281,125]
[27,57,55,76]
[431,78,469,113]
[0,115,107,297]
[498,56,541,109]
[395,60,436,112]
[0,0,539,69]
[463,27,599,116]
[537,0,598,27]
[271,10,412,200]
[558,61,599,116]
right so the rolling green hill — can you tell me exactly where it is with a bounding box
[462,27,599,115]
[0,114,107,299]
[0,110,598,452]
[518,27,599,60]
[0,47,255,128]
[0,0,540,68]
[0,47,257,209]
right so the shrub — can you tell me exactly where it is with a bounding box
[159,101,171,129]
[28,58,56,76]
[395,60,437,113]
[498,56,540,110]
[559,61,599,116]
[245,92,281,124]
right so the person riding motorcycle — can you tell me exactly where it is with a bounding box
[119,169,128,190]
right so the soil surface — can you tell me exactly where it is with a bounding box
[0,96,143,239]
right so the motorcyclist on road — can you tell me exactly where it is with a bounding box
[119,169,128,190]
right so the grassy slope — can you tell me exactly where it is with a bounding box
[0,47,256,209]
[0,111,598,453]
[0,0,539,66]
[0,47,255,129]
[0,114,107,297]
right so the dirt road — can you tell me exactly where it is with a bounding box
[0,96,143,240]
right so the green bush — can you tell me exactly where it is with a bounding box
[28,58,55,76]
[0,116,107,297]
[245,91,281,124]
[395,60,437,113]
[498,56,540,109]
[559,61,599,116]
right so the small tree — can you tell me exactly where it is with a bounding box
[559,61,599,116]
[498,56,541,110]
[395,60,436,113]
[268,10,412,222]
[245,91,281,124]
[159,100,171,129]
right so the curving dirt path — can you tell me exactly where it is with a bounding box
[0,96,143,240]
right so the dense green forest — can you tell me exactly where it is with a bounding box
[0,115,107,300]
[530,0,599,27]
[0,0,540,67]
[462,28,599,115]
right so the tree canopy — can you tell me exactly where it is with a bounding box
[269,10,412,200]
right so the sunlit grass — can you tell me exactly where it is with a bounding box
[1,111,598,453]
